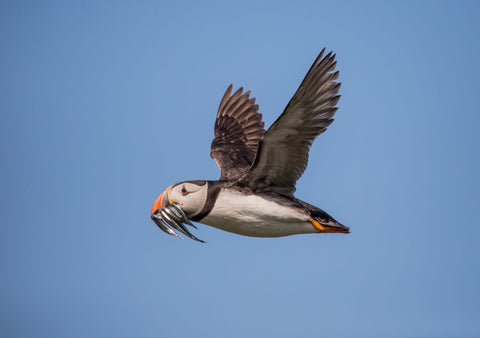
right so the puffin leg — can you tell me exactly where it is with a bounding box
[310,219,350,233]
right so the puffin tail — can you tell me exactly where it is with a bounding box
[310,217,350,233]
[294,198,350,233]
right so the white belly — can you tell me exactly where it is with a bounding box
[200,189,316,237]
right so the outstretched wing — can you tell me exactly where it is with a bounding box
[237,49,341,197]
[210,85,265,181]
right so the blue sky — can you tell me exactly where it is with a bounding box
[1,1,479,337]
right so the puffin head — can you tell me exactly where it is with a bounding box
[150,180,208,242]
[151,180,208,218]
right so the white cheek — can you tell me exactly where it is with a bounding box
[180,191,207,216]
[170,191,182,203]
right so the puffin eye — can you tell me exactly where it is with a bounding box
[181,186,189,195]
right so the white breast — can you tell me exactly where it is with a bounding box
[200,189,316,237]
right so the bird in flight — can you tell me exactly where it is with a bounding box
[151,49,349,242]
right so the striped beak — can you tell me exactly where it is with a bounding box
[151,187,204,243]
[151,188,171,214]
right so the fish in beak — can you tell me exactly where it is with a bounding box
[151,187,204,243]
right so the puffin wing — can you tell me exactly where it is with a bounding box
[210,85,265,181]
[237,49,341,197]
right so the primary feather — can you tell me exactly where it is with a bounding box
[210,85,265,181]
[238,49,341,197]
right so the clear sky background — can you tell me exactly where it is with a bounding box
[1,1,479,337]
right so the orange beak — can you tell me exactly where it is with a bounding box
[151,187,171,215]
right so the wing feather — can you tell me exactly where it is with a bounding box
[210,85,265,181]
[237,49,341,196]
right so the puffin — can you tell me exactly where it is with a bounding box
[151,49,349,242]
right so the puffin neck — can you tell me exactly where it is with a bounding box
[190,181,222,222]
